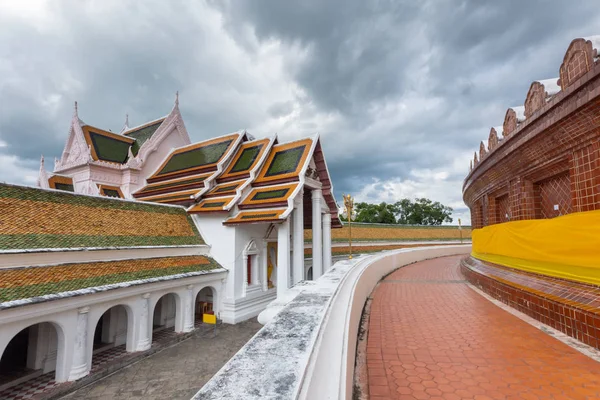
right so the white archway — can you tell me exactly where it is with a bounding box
[0,321,66,388]
[194,286,217,324]
[151,293,181,333]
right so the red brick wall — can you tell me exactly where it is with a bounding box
[464,36,600,229]
[496,194,510,223]
[570,141,600,212]
[535,172,572,218]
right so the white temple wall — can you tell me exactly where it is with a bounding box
[133,128,188,192]
[191,214,236,299]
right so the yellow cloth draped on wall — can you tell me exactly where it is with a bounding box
[471,210,600,285]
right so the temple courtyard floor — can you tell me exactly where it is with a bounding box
[59,318,262,400]
[364,255,600,400]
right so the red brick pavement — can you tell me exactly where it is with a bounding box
[366,255,600,400]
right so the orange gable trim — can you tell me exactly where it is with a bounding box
[224,209,286,225]
[255,138,313,184]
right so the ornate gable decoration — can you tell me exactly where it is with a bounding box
[558,36,600,90]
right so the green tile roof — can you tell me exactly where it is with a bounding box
[252,188,290,201]
[229,144,263,173]
[125,120,164,150]
[0,183,204,251]
[158,140,234,176]
[265,145,306,177]
[0,256,221,304]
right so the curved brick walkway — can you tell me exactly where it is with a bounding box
[366,255,600,400]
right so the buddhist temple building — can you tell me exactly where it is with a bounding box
[0,97,340,390]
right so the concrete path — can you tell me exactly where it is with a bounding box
[366,255,600,399]
[61,319,262,400]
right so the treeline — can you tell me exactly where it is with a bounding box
[342,198,453,226]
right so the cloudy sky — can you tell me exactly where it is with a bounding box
[1,1,599,224]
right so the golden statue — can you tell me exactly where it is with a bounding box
[343,194,354,259]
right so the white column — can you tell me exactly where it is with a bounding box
[277,218,291,299]
[293,190,305,285]
[136,293,151,351]
[68,306,90,381]
[183,285,195,332]
[323,212,332,271]
[311,189,323,279]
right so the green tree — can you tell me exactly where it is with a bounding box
[354,202,397,224]
[393,198,453,225]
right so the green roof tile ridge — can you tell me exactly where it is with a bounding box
[0,260,220,302]
[126,120,164,148]
[0,183,187,215]
[0,233,204,250]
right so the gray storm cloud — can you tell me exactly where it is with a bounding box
[1,0,599,223]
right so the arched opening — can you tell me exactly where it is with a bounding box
[153,293,178,335]
[0,323,61,392]
[91,305,129,370]
[195,287,215,326]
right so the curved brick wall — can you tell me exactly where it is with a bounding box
[463,36,600,229]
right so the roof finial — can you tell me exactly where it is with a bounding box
[125,113,129,126]
[175,91,179,107]
[73,101,78,118]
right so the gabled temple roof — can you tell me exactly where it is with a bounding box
[0,255,223,309]
[240,183,299,208]
[81,124,135,164]
[219,138,271,182]
[0,183,203,252]
[254,138,313,185]
[151,133,240,180]
[134,132,244,205]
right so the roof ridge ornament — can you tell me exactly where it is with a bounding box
[175,91,179,107]
[73,101,78,118]
[37,155,50,189]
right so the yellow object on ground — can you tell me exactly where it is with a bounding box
[472,210,600,286]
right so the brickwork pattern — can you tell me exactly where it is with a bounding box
[536,172,572,218]
[524,81,546,119]
[463,256,600,351]
[0,183,203,250]
[570,142,600,212]
[495,194,510,223]
[365,255,600,399]
[559,38,594,90]
[502,108,518,137]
